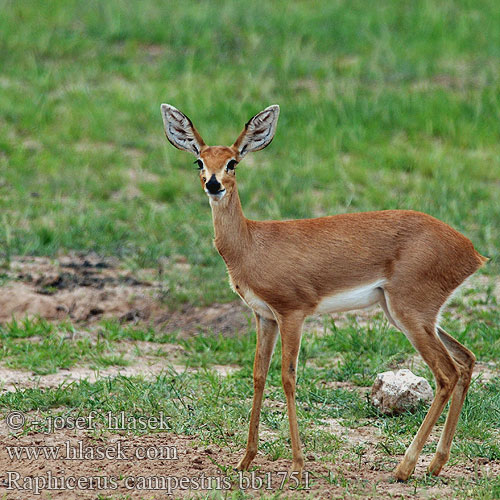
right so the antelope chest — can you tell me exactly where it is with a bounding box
[229,278,275,320]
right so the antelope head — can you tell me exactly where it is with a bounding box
[161,104,280,203]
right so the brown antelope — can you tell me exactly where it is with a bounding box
[160,103,487,481]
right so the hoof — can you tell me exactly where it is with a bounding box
[394,463,414,482]
[427,466,442,477]
[236,454,254,471]
[428,452,447,476]
[289,460,304,483]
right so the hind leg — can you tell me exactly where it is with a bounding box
[381,292,459,481]
[428,327,476,476]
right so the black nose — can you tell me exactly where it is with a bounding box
[206,174,222,194]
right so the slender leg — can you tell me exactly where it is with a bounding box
[277,312,305,478]
[392,322,459,481]
[428,327,475,476]
[381,292,462,480]
[237,313,279,470]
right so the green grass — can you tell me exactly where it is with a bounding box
[1,311,498,450]
[1,368,498,460]
[0,2,499,498]
[0,308,498,498]
[0,318,134,375]
[1,0,499,307]
[1,369,498,498]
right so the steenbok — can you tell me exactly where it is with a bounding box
[161,103,487,481]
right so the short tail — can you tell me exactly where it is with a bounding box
[476,251,489,268]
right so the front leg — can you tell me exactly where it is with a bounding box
[237,313,279,470]
[277,312,305,479]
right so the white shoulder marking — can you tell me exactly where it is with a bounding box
[316,280,386,314]
[239,287,275,320]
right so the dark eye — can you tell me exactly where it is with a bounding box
[194,159,203,170]
[226,159,238,172]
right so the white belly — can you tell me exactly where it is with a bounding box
[235,280,386,320]
[315,280,386,314]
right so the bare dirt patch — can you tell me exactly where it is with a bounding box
[0,255,249,335]
[0,255,157,323]
[0,428,498,499]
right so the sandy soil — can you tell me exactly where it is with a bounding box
[1,425,498,499]
[0,254,250,335]
[0,424,500,500]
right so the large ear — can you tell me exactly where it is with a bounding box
[232,105,280,158]
[160,104,206,156]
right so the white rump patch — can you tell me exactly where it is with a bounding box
[315,280,386,314]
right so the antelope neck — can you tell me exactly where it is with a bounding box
[210,186,249,265]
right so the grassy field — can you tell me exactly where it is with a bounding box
[1,0,499,305]
[0,0,499,498]
[0,299,499,498]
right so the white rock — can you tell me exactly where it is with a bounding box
[371,369,433,415]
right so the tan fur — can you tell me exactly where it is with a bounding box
[161,104,487,481]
